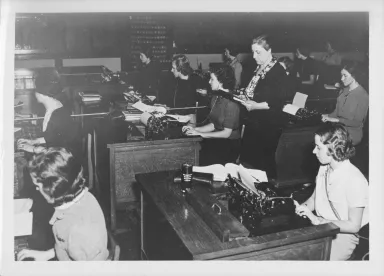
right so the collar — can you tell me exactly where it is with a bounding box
[49,188,88,225]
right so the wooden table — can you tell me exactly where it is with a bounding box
[136,171,339,260]
[107,137,202,232]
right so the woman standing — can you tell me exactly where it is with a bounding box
[321,61,369,146]
[295,124,368,260]
[239,35,287,180]
[136,46,161,97]
[183,64,241,165]
[224,46,243,90]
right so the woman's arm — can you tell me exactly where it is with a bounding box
[199,128,232,139]
[17,248,55,261]
[195,123,215,133]
[302,74,316,85]
[317,207,364,234]
[337,94,369,127]
[301,190,315,212]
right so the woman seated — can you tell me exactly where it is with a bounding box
[278,56,299,102]
[294,47,317,86]
[17,71,81,156]
[224,45,243,90]
[295,123,368,261]
[183,64,241,166]
[17,147,109,261]
[170,54,199,126]
[321,60,369,146]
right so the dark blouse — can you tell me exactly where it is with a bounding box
[208,93,241,140]
[248,62,287,127]
[172,75,198,115]
[44,107,81,155]
[295,57,317,81]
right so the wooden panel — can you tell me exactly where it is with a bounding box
[275,126,320,187]
[113,140,200,203]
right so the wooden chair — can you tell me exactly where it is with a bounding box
[107,230,120,261]
[87,130,100,196]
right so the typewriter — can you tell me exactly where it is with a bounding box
[288,107,322,126]
[226,175,311,236]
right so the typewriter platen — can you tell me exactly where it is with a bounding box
[226,175,311,237]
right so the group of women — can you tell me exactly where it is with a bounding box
[15,34,369,261]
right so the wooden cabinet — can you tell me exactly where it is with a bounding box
[107,138,201,232]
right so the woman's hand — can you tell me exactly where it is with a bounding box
[182,125,193,133]
[196,89,207,95]
[242,100,258,111]
[17,249,53,261]
[295,203,321,225]
[184,127,200,136]
[17,143,35,153]
[322,114,339,123]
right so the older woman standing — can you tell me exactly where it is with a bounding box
[183,64,241,165]
[295,124,368,260]
[239,35,287,180]
[321,61,369,146]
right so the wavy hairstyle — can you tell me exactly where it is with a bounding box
[172,54,194,76]
[252,34,272,51]
[210,64,236,91]
[315,123,356,162]
[28,147,86,207]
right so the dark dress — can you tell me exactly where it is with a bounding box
[136,61,161,96]
[24,106,81,250]
[295,57,317,93]
[240,62,287,179]
[199,92,241,166]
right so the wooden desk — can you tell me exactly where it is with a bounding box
[136,171,339,260]
[107,137,202,232]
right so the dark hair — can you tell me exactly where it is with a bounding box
[341,60,367,88]
[278,56,295,73]
[139,46,154,61]
[225,45,239,57]
[252,34,272,51]
[210,64,236,91]
[28,147,86,207]
[34,70,63,100]
[172,54,194,76]
[315,123,355,162]
[297,47,310,57]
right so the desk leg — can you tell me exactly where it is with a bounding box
[140,191,148,260]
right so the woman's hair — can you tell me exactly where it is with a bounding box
[34,70,67,103]
[28,147,86,207]
[252,34,272,51]
[315,123,355,162]
[297,47,310,57]
[172,54,194,76]
[341,60,367,88]
[225,45,239,57]
[139,46,154,61]
[278,56,295,73]
[210,64,236,91]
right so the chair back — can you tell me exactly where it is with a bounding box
[86,130,100,196]
[107,230,120,261]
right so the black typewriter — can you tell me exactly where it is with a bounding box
[287,107,322,127]
[226,175,311,236]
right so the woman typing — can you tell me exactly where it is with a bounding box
[321,61,369,146]
[295,124,368,260]
[183,64,241,166]
[17,147,109,261]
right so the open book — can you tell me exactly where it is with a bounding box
[192,163,268,192]
[283,92,308,115]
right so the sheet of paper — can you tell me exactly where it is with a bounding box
[292,92,308,108]
[14,199,33,237]
[165,114,190,123]
[193,164,226,181]
[247,168,268,183]
[238,165,258,194]
[224,163,240,179]
[132,101,150,112]
[283,104,300,115]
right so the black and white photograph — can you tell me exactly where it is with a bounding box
[1,0,383,275]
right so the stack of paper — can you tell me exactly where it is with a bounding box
[283,92,308,115]
[14,198,33,237]
[122,111,142,122]
[132,101,167,114]
[79,91,101,102]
